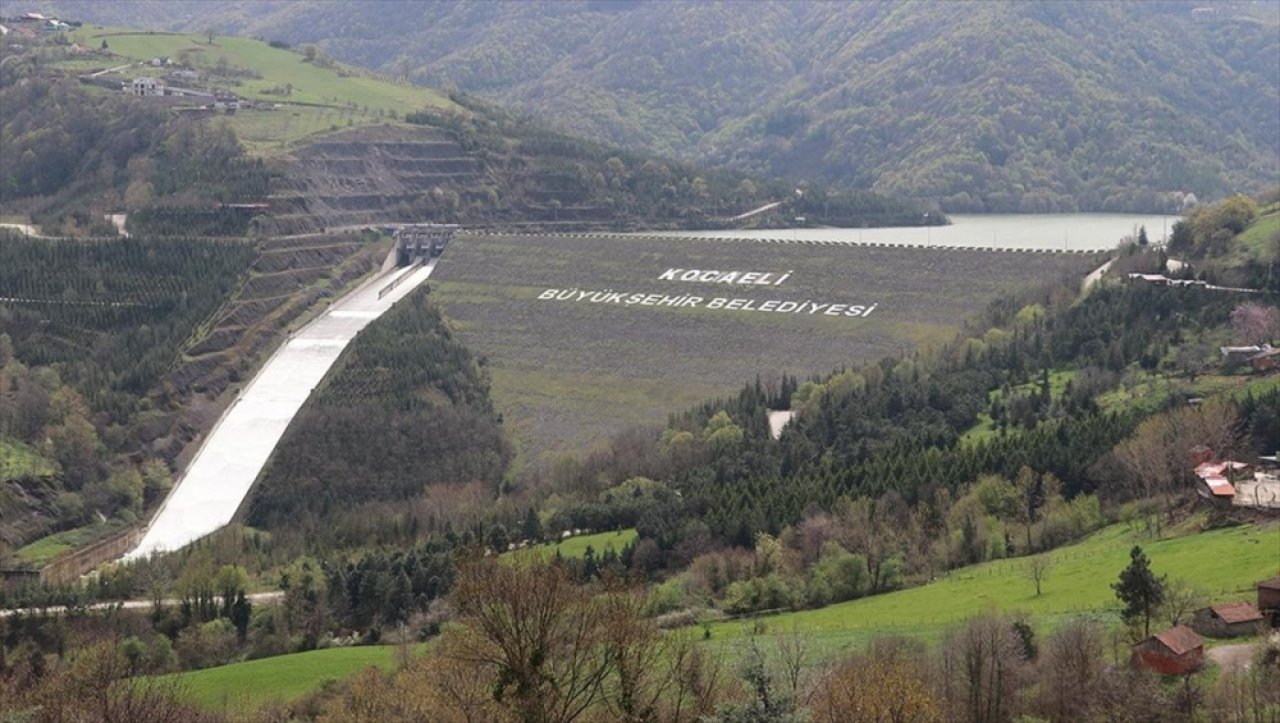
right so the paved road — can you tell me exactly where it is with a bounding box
[727,201,782,221]
[126,260,439,559]
[0,591,284,618]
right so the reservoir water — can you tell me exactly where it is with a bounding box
[667,213,1178,251]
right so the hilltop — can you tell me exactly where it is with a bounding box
[45,0,1280,213]
[1,23,933,234]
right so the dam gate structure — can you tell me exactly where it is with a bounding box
[396,224,459,266]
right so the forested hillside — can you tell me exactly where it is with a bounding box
[47,0,1280,212]
[244,287,512,550]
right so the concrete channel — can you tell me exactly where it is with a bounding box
[126,259,438,559]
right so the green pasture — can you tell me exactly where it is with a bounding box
[8,520,130,567]
[1234,204,1279,264]
[701,521,1280,658]
[0,437,56,483]
[517,528,639,560]
[153,645,402,713]
[71,29,456,114]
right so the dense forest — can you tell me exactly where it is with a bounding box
[244,287,512,550]
[52,0,1280,212]
[0,235,256,555]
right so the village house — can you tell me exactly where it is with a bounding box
[130,77,163,97]
[1259,577,1280,618]
[1132,625,1204,675]
[1192,601,1264,638]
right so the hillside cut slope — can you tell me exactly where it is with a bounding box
[51,0,1280,213]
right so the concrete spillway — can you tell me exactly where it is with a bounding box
[126,260,437,559]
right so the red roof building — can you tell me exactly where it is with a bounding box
[1132,625,1204,675]
[1193,601,1265,638]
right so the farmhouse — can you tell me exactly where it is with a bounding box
[1132,625,1204,675]
[1259,577,1280,615]
[1192,601,1264,638]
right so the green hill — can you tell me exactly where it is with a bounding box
[153,645,401,713]
[704,520,1280,656]
[50,0,1280,213]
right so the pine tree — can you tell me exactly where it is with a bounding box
[1112,545,1165,637]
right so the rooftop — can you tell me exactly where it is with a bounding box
[1209,601,1263,624]
[1151,625,1203,656]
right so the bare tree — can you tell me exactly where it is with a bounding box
[1107,399,1242,534]
[936,615,1028,723]
[1158,578,1208,628]
[773,629,814,708]
[811,637,941,723]
[445,555,612,723]
[1036,618,1105,722]
[1025,555,1053,597]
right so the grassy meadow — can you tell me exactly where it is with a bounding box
[154,646,403,713]
[514,529,639,560]
[431,234,1100,461]
[702,521,1280,657]
[63,28,457,153]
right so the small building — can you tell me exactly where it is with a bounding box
[1192,601,1264,638]
[1196,474,1235,502]
[1128,273,1170,285]
[1259,577,1280,614]
[1220,345,1266,363]
[1250,348,1280,373]
[168,69,200,84]
[1132,625,1204,675]
[130,77,163,96]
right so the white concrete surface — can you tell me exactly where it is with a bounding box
[767,410,795,439]
[126,260,438,559]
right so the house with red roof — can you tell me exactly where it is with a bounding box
[1192,601,1265,638]
[1132,625,1204,675]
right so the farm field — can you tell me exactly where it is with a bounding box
[701,521,1280,658]
[153,645,403,713]
[430,234,1100,462]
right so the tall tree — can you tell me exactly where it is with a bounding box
[1112,546,1165,638]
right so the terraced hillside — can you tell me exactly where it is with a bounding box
[430,233,1101,463]
[263,126,486,235]
[153,232,386,463]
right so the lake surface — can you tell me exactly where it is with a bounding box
[666,213,1178,251]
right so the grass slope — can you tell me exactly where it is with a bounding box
[155,646,400,713]
[65,28,457,151]
[1234,203,1280,264]
[516,529,639,561]
[704,521,1280,657]
[432,233,1098,461]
